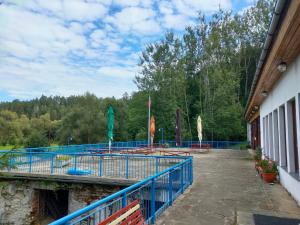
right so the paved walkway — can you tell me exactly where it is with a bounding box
[156,150,300,225]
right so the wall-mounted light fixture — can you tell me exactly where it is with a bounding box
[277,62,287,72]
[261,91,268,97]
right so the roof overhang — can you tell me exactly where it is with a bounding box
[245,0,300,121]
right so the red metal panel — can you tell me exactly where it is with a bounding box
[98,200,139,225]
[120,209,143,225]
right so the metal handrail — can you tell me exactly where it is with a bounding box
[49,157,192,225]
[0,140,244,152]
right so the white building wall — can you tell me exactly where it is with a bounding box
[260,116,265,155]
[247,123,251,142]
[273,109,279,162]
[260,53,300,205]
[278,105,287,167]
[260,54,300,117]
[278,167,300,205]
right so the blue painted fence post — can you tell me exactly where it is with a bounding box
[51,154,54,174]
[181,165,184,193]
[74,155,77,170]
[189,158,193,184]
[122,192,127,208]
[155,157,159,174]
[29,151,32,173]
[99,156,103,177]
[8,153,12,171]
[169,171,173,205]
[125,156,129,179]
[151,178,156,223]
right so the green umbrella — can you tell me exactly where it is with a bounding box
[107,106,114,153]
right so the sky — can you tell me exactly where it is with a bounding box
[0,0,256,102]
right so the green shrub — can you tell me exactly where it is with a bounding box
[259,159,269,168]
[0,153,15,170]
[259,160,278,174]
[236,141,253,150]
[254,147,262,161]
[262,162,278,173]
[246,142,251,148]
[56,155,71,161]
[25,130,48,148]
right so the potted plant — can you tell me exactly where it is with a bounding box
[261,160,278,183]
[254,147,262,170]
[256,159,268,176]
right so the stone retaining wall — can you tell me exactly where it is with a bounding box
[0,180,122,225]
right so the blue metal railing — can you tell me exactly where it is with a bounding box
[160,140,243,149]
[0,149,193,224]
[0,140,243,153]
[0,152,186,180]
[48,156,193,225]
[19,142,147,153]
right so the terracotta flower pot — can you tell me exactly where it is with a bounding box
[262,172,276,183]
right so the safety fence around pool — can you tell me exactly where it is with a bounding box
[10,141,148,153]
[0,152,187,180]
[48,156,193,225]
[162,140,243,149]
[0,140,244,154]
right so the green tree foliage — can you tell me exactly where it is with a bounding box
[57,94,106,144]
[135,0,273,141]
[0,110,22,145]
[25,130,48,147]
[0,93,128,146]
[127,91,148,140]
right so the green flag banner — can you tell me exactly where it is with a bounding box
[107,106,114,141]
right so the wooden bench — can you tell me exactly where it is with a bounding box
[98,200,146,225]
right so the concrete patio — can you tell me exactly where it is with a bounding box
[156,150,300,225]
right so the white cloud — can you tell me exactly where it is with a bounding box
[97,66,139,78]
[113,0,152,7]
[158,1,174,15]
[90,30,106,42]
[113,0,141,7]
[162,14,193,30]
[69,22,85,34]
[107,7,161,35]
[62,0,108,21]
[0,0,237,101]
[89,29,122,52]
[172,0,232,16]
[35,0,63,13]
[0,57,136,99]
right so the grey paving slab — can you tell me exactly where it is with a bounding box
[156,150,300,225]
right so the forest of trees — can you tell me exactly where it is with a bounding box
[0,0,274,147]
